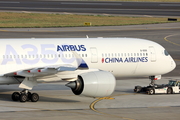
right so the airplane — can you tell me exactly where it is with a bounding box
[0,37,176,102]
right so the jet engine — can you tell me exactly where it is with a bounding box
[66,71,116,97]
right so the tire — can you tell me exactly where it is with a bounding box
[148,89,154,95]
[134,88,138,92]
[31,93,39,102]
[26,92,32,101]
[167,88,172,94]
[134,86,141,93]
[19,94,27,102]
[12,92,20,101]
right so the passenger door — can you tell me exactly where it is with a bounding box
[90,47,98,63]
[149,46,156,62]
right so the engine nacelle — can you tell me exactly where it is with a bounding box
[66,71,116,97]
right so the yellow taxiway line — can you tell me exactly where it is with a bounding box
[89,94,136,120]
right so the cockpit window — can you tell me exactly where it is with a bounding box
[164,50,169,56]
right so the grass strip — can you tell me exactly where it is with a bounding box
[0,12,179,28]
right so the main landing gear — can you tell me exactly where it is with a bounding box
[11,89,39,102]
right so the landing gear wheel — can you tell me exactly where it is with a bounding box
[134,86,142,93]
[19,94,28,102]
[167,88,172,94]
[148,89,154,95]
[31,93,39,102]
[12,92,20,101]
[26,92,32,101]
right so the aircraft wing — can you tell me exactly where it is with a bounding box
[3,50,89,78]
[3,64,78,77]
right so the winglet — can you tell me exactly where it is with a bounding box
[71,51,89,70]
[78,59,88,69]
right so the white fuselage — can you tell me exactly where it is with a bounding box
[0,38,176,83]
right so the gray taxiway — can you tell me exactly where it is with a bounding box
[0,78,180,120]
[1,0,180,17]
